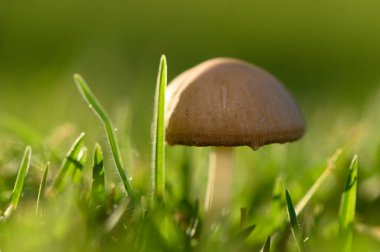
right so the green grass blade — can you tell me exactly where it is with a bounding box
[262,236,271,252]
[257,150,341,244]
[92,143,106,204]
[72,146,88,184]
[74,74,136,202]
[52,132,85,190]
[272,176,286,216]
[151,55,167,202]
[286,189,303,252]
[4,146,32,218]
[10,146,32,209]
[227,224,256,249]
[36,162,49,216]
[295,148,342,215]
[240,207,247,229]
[339,155,358,252]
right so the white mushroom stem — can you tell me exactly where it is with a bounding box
[204,147,234,213]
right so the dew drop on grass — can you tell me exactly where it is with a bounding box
[89,104,93,108]
[114,128,118,132]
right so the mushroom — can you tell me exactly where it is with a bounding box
[165,58,305,214]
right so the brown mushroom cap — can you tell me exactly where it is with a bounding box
[165,58,305,149]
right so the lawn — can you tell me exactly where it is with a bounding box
[1,56,380,251]
[1,1,380,251]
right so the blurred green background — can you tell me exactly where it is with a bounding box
[1,0,380,151]
[2,2,380,250]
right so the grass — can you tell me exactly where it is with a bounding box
[36,162,49,216]
[151,55,167,203]
[51,132,85,191]
[3,146,32,218]
[0,56,378,251]
[74,74,136,202]
[339,155,358,252]
[286,189,303,251]
[263,236,271,252]
[91,143,105,205]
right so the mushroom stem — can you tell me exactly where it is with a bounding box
[205,147,234,213]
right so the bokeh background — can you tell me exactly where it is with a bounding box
[2,0,380,153]
[2,1,380,250]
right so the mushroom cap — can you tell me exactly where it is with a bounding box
[165,58,305,149]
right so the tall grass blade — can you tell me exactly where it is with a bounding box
[73,74,136,202]
[339,155,358,252]
[52,132,85,191]
[36,162,49,216]
[262,236,271,252]
[151,55,167,202]
[4,146,32,218]
[286,189,303,252]
[92,143,106,204]
[295,148,342,215]
[185,199,200,240]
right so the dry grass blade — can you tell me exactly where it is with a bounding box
[295,148,342,215]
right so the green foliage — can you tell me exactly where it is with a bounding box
[36,162,49,216]
[271,176,286,227]
[286,189,303,252]
[71,146,88,185]
[5,146,32,216]
[295,149,342,215]
[263,236,271,252]
[151,55,167,203]
[52,132,85,191]
[74,74,136,202]
[92,143,105,205]
[0,57,378,252]
[229,224,256,246]
[339,155,358,252]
